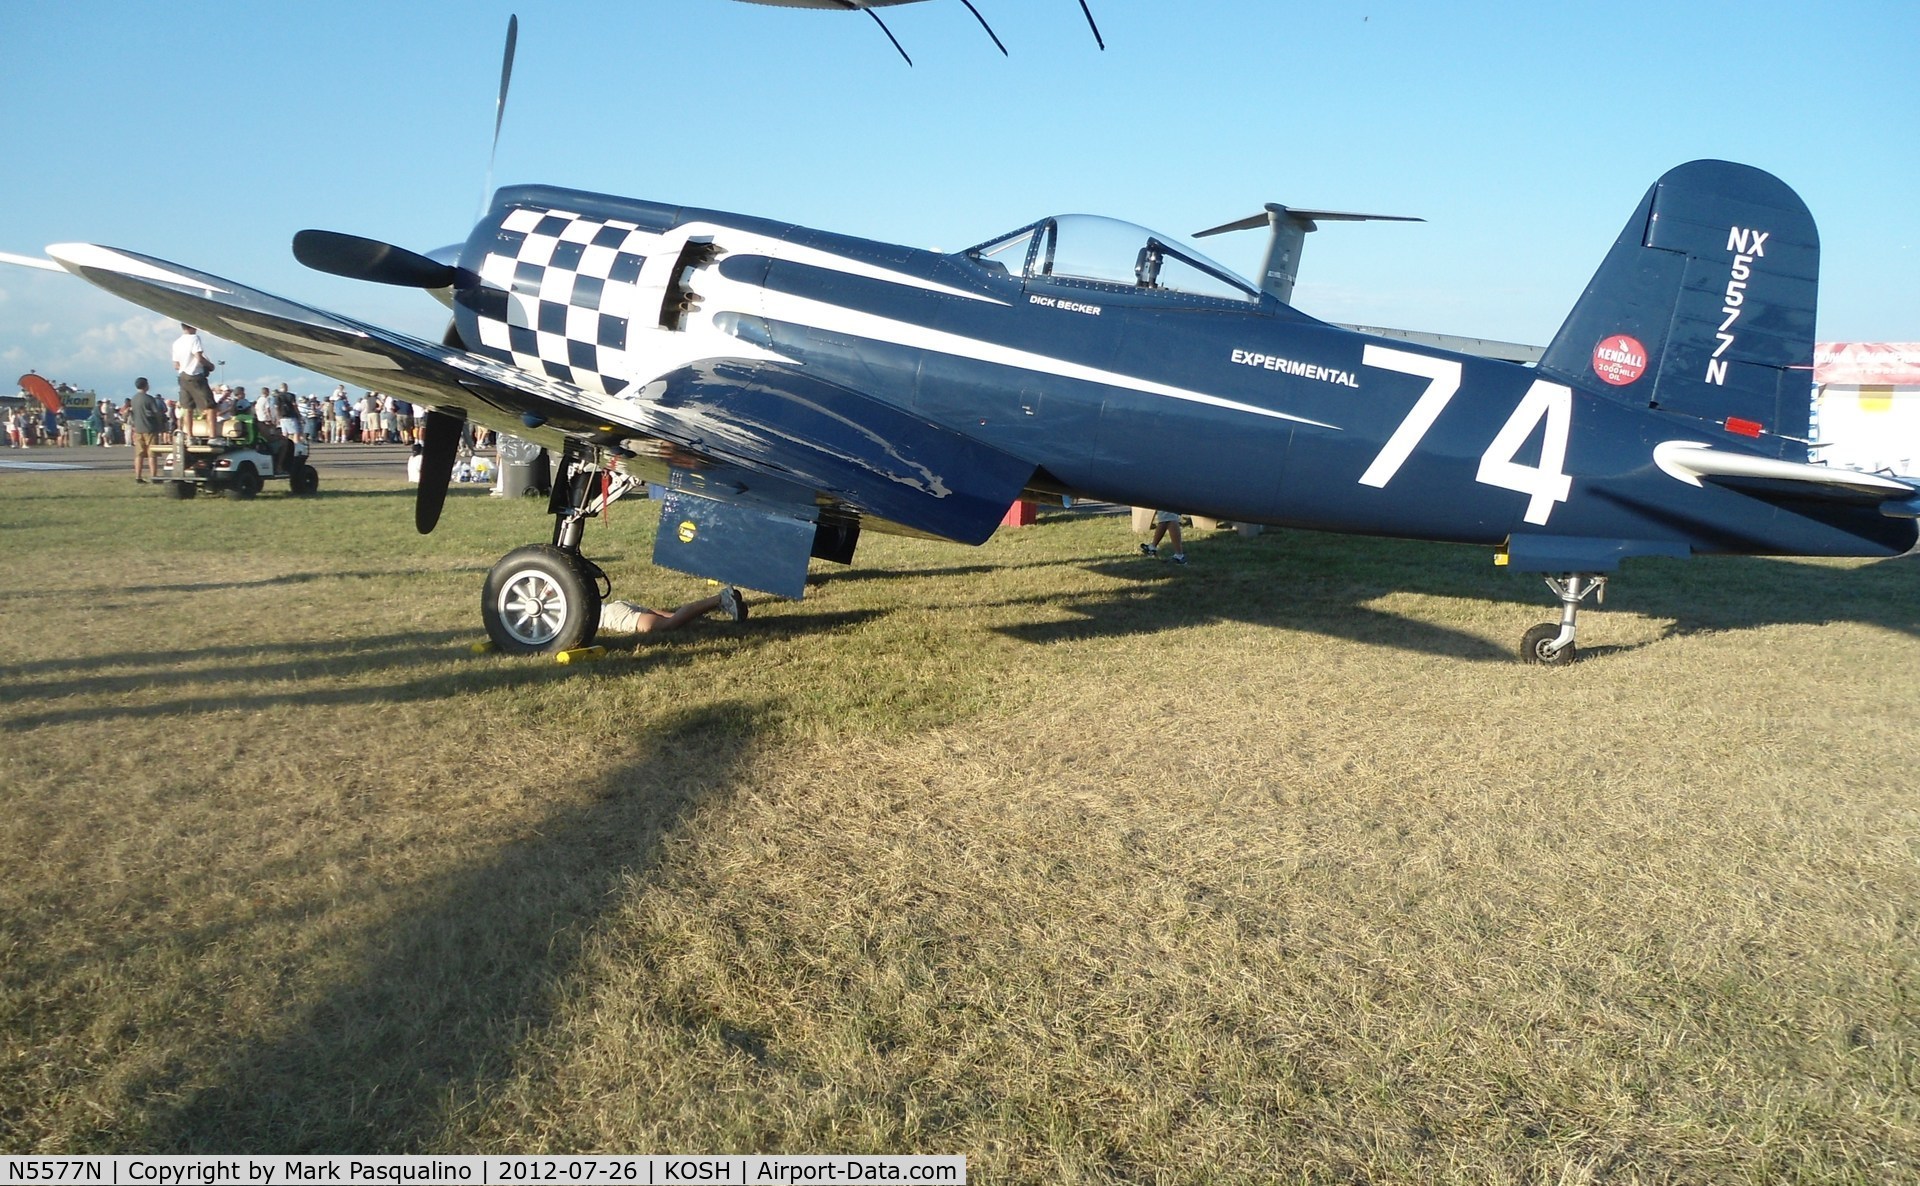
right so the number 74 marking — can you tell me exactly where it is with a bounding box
[1356,344,1572,526]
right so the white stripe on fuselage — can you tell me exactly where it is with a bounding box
[725,231,1335,428]
[748,286,1339,429]
[614,225,1334,428]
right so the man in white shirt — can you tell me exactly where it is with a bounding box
[171,324,218,440]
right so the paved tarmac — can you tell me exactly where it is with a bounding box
[3,439,1131,524]
[0,441,414,481]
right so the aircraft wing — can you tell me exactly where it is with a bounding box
[46,244,1038,588]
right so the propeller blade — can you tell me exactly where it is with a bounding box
[416,408,466,535]
[482,14,518,214]
[1076,0,1105,50]
[494,15,518,154]
[0,251,63,272]
[1192,212,1271,238]
[864,7,912,65]
[957,1,1007,55]
[293,230,458,288]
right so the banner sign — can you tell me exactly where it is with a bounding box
[1814,342,1920,386]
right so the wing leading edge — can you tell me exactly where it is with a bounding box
[47,243,1038,589]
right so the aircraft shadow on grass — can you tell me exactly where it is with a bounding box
[91,568,491,598]
[990,530,1920,661]
[125,697,776,1153]
[5,615,872,1149]
[0,628,467,685]
[1,611,879,731]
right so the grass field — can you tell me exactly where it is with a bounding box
[2,470,1917,1182]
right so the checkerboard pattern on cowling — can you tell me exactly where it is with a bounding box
[472,205,656,396]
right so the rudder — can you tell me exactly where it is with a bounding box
[1538,160,1818,460]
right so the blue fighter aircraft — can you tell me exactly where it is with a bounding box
[31,156,1920,664]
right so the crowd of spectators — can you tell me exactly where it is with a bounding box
[6,379,496,450]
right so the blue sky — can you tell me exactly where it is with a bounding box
[4,0,1915,397]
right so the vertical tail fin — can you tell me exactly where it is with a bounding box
[1538,160,1818,459]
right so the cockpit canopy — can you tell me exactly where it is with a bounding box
[966,214,1261,303]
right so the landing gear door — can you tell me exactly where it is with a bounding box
[651,481,818,599]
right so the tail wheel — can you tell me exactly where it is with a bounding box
[481,544,603,655]
[1520,622,1576,666]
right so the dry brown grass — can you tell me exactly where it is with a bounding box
[2,470,1918,1182]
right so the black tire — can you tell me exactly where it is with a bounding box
[166,479,196,500]
[226,462,262,501]
[481,544,603,656]
[1520,622,1576,666]
[289,463,319,497]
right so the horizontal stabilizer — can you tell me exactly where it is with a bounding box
[1653,441,1917,507]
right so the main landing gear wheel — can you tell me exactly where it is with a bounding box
[1520,622,1575,666]
[481,544,604,656]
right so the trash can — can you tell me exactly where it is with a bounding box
[495,435,550,499]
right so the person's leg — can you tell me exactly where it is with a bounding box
[649,595,724,631]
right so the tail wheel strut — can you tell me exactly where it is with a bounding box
[1520,573,1606,665]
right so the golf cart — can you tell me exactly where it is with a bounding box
[159,419,317,500]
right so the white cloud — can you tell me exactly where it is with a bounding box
[58,312,180,380]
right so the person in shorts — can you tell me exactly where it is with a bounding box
[273,383,303,441]
[599,588,748,635]
[129,377,168,483]
[171,324,218,440]
[1139,509,1188,564]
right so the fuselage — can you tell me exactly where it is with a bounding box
[451,184,1916,568]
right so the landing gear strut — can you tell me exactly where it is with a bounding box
[479,447,640,656]
[1519,573,1606,665]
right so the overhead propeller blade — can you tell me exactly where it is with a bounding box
[861,6,913,65]
[293,230,458,289]
[416,408,467,535]
[1076,0,1105,50]
[956,1,1006,55]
